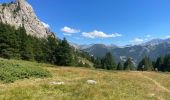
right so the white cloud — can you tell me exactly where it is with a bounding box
[166,36,170,39]
[82,30,122,39]
[146,35,151,38]
[61,26,80,34]
[130,38,144,44]
[42,22,50,28]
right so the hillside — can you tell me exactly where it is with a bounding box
[0,58,170,100]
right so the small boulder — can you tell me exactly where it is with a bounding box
[87,80,97,84]
[50,81,65,85]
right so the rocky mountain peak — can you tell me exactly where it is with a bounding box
[0,0,52,38]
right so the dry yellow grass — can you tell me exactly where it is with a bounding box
[0,64,170,100]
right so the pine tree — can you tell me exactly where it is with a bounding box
[33,38,46,62]
[22,36,34,60]
[137,56,153,71]
[0,23,20,59]
[55,38,73,66]
[102,52,116,70]
[94,57,102,69]
[17,27,34,61]
[0,22,101,68]
[117,62,123,70]
[124,58,135,70]
[154,57,164,71]
[45,36,58,64]
[162,55,170,72]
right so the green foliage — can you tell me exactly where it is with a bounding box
[73,50,94,68]
[0,22,92,67]
[154,57,164,71]
[162,54,170,72]
[45,36,58,64]
[138,55,170,72]
[91,52,117,70]
[124,58,135,70]
[137,56,153,71]
[0,23,20,59]
[93,57,102,69]
[0,58,51,83]
[55,38,73,66]
[117,62,124,70]
[101,52,116,70]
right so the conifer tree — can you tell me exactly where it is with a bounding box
[154,57,164,71]
[102,52,116,70]
[45,36,58,64]
[0,22,96,67]
[55,38,73,66]
[117,62,124,70]
[124,58,135,70]
[162,54,170,72]
[137,56,153,71]
[94,57,102,69]
[0,23,20,59]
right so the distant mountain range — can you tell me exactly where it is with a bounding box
[71,38,170,65]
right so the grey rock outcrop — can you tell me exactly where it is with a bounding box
[0,0,51,38]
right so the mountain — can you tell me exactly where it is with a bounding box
[83,44,111,57]
[79,44,94,50]
[0,0,52,38]
[81,38,170,64]
[141,39,163,46]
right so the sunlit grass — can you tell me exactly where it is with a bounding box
[0,59,170,100]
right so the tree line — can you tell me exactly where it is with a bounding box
[137,55,170,72]
[0,22,170,72]
[0,22,92,67]
[92,52,170,72]
[92,52,135,71]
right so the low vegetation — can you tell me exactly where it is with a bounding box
[0,59,169,100]
[0,58,51,83]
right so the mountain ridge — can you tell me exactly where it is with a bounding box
[0,0,53,38]
[72,38,170,64]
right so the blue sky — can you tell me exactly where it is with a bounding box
[1,0,170,46]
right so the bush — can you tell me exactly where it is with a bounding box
[0,58,51,83]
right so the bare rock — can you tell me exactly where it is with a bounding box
[87,80,97,84]
[0,0,52,38]
[50,81,65,85]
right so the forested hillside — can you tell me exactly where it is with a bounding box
[0,22,92,67]
[0,22,170,72]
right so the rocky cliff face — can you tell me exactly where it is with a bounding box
[0,0,51,38]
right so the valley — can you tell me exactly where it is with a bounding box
[0,0,170,99]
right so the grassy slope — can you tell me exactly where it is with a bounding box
[0,59,170,100]
[0,58,51,83]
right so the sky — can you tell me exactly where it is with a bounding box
[1,0,170,46]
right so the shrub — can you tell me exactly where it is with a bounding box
[0,58,51,83]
